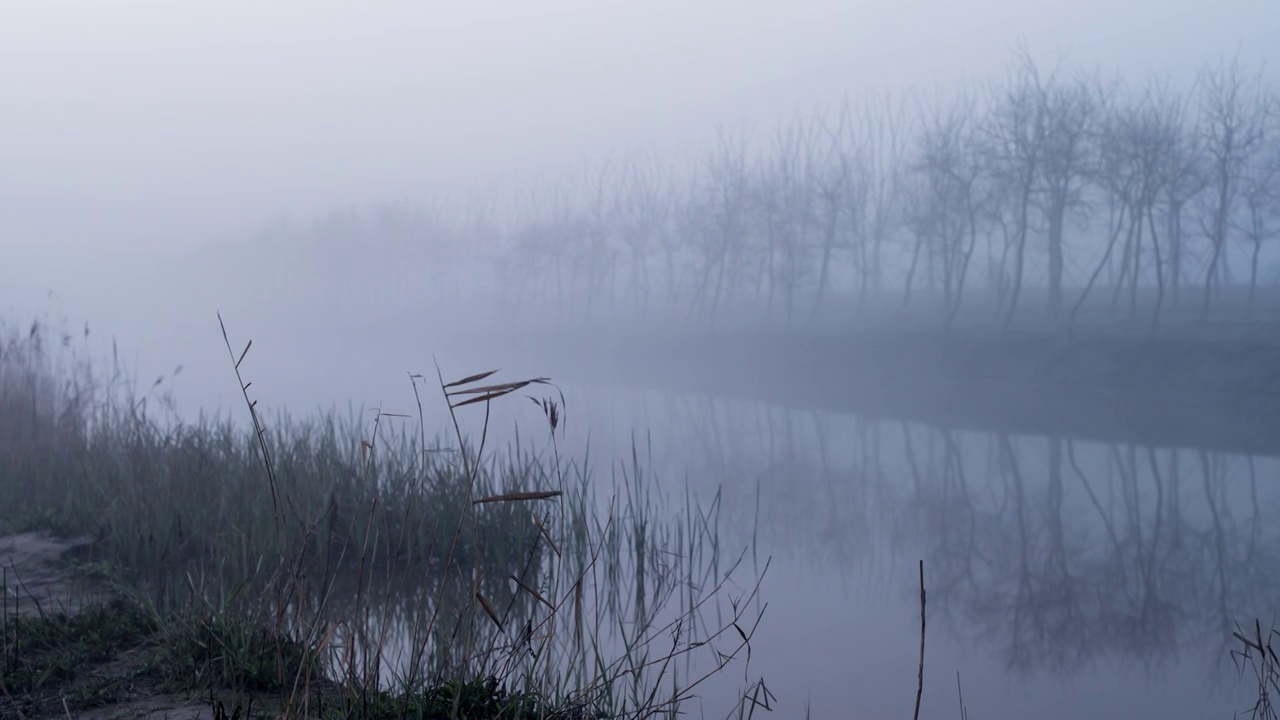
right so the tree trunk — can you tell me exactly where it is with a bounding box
[707,251,727,331]
[1147,203,1166,333]
[903,232,924,308]
[1129,209,1143,321]
[1167,200,1183,307]
[1003,181,1033,329]
[1047,197,1066,319]
[1070,202,1130,334]
[1202,173,1231,322]
[811,219,837,324]
[946,199,980,328]
[1249,237,1262,317]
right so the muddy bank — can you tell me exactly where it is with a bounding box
[513,327,1280,456]
[0,532,100,618]
[1,533,294,720]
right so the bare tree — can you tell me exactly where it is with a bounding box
[1123,81,1190,328]
[1036,68,1101,320]
[686,127,754,329]
[843,90,910,312]
[1157,90,1208,309]
[1069,121,1135,332]
[1195,58,1272,320]
[905,88,990,325]
[614,151,673,315]
[575,159,621,321]
[809,105,856,323]
[755,115,818,327]
[1235,101,1280,314]
[374,50,1280,335]
[984,51,1048,328]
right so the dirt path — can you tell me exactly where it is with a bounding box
[1,531,101,619]
[1,532,218,720]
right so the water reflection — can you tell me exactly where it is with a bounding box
[264,426,769,718]
[231,379,1274,716]
[562,385,1279,705]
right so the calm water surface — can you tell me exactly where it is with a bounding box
[153,335,1274,718]
[534,383,1277,719]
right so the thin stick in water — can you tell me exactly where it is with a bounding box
[914,559,926,720]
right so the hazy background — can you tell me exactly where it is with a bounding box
[5,4,1280,717]
[1,0,1275,427]
[4,0,1278,308]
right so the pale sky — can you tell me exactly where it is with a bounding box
[2,0,1278,298]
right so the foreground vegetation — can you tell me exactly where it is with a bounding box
[7,310,1280,718]
[0,315,769,718]
[1,592,606,719]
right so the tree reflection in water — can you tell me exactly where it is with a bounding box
[565,385,1280,692]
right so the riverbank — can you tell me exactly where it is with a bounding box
[498,322,1280,456]
[0,533,590,720]
[0,316,764,720]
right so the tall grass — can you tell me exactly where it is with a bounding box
[0,313,770,718]
[1233,619,1280,720]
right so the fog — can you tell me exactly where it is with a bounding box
[5,0,1277,291]
[4,0,1277,404]
[5,2,1280,718]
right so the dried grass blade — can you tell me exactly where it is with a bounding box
[475,593,503,631]
[510,574,554,611]
[444,369,500,388]
[448,380,537,396]
[451,389,517,408]
[533,512,561,558]
[473,490,563,505]
[574,580,583,643]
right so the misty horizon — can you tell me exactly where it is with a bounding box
[4,1,1279,312]
[5,4,1280,718]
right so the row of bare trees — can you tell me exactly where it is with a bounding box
[248,52,1280,334]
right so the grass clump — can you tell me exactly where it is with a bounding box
[1233,619,1280,720]
[0,597,159,716]
[163,608,324,694]
[0,313,770,719]
[2,592,591,719]
[333,675,603,720]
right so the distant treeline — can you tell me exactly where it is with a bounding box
[236,51,1280,333]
